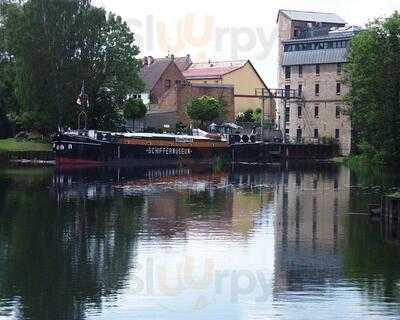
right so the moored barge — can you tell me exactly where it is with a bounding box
[51,129,229,167]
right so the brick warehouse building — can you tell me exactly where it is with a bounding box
[277,10,361,155]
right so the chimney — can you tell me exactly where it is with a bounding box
[143,56,148,66]
[171,54,175,60]
[148,56,155,65]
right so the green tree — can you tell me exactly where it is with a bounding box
[0,88,12,138]
[89,89,125,131]
[186,96,224,128]
[235,108,262,123]
[345,12,400,164]
[1,0,143,134]
[236,109,253,123]
[123,98,147,130]
[252,108,262,124]
[123,98,147,121]
[0,2,19,120]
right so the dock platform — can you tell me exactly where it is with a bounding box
[231,142,338,163]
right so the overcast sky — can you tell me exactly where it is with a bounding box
[92,0,398,87]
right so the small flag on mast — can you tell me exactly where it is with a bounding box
[76,81,88,108]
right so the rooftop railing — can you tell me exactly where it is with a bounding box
[255,88,304,100]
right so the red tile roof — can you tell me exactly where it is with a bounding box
[183,60,248,79]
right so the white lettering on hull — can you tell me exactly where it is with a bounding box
[145,147,193,156]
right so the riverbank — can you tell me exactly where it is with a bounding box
[0,138,51,153]
[0,138,53,166]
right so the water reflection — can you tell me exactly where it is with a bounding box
[0,168,143,320]
[274,163,349,290]
[0,164,399,319]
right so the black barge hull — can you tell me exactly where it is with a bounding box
[51,132,229,167]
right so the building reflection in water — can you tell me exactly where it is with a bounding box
[273,163,350,293]
[53,167,278,241]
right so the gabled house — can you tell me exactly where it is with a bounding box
[183,60,275,120]
[139,55,191,105]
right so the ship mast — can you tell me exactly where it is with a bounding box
[77,81,89,130]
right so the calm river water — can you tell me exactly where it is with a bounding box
[0,163,400,320]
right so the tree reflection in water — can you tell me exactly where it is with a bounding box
[340,164,400,313]
[0,168,144,320]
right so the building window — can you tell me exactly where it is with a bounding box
[336,106,341,118]
[285,128,290,135]
[298,84,303,97]
[285,66,291,80]
[165,79,171,88]
[298,105,302,118]
[314,105,319,118]
[336,82,341,95]
[337,63,342,75]
[285,107,290,122]
[314,128,319,138]
[285,85,291,98]
[296,128,302,142]
[293,28,300,38]
[316,64,320,76]
[299,65,303,77]
[315,83,320,96]
[175,80,182,85]
[335,129,340,139]
[285,40,350,52]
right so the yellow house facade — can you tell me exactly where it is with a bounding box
[183,60,276,121]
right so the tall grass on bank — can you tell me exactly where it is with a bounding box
[344,154,397,189]
[0,138,51,153]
